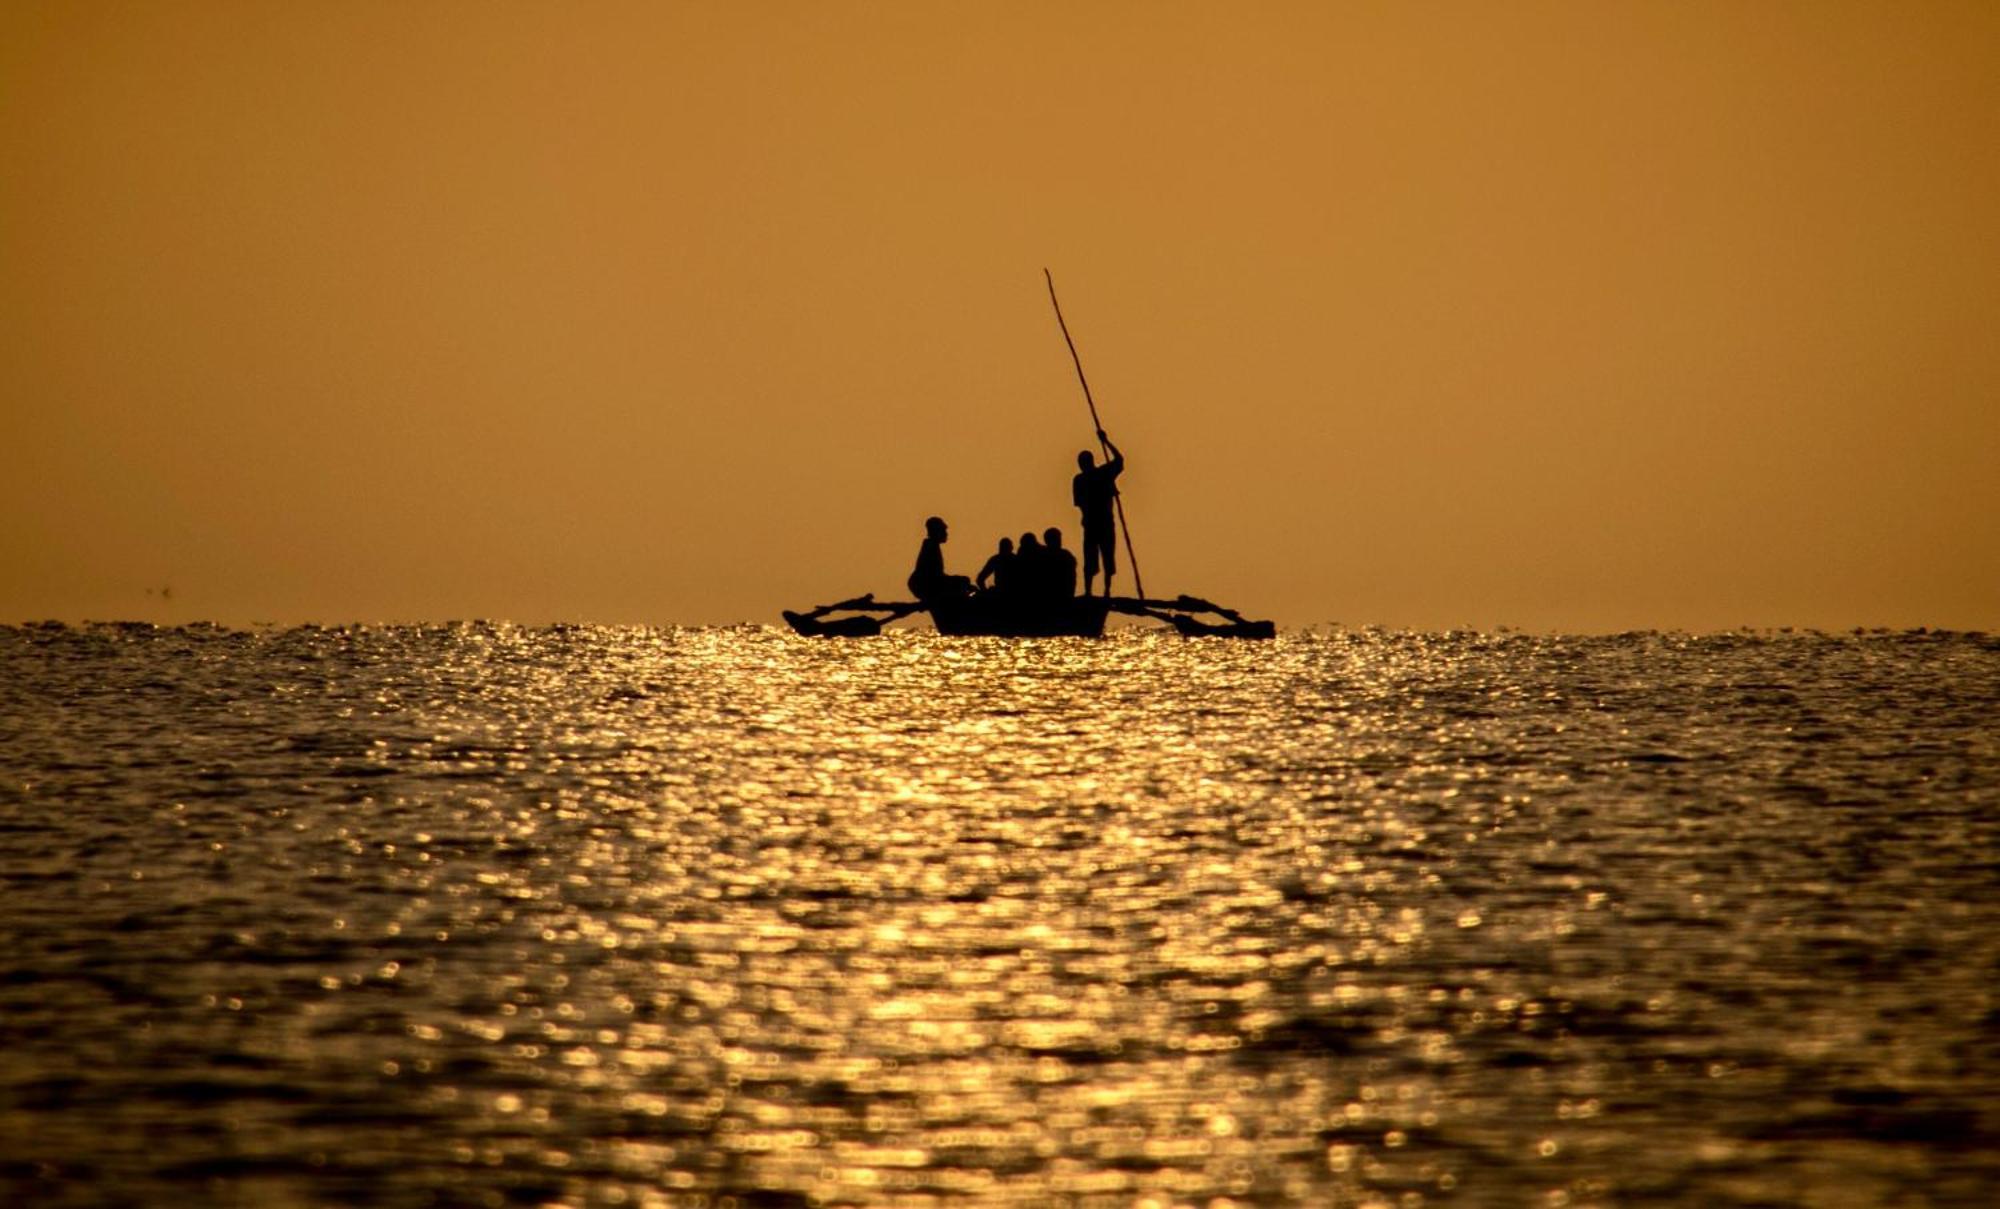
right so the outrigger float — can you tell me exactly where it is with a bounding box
[782,591,1274,640]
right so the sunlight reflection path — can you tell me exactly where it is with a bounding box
[0,625,1993,1206]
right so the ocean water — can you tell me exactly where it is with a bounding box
[1,622,1995,1208]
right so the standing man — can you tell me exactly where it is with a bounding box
[1071,429,1125,597]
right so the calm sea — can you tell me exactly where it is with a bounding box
[1,623,1995,1207]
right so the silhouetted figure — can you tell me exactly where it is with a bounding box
[1041,528,1078,601]
[907,516,972,604]
[977,537,1016,594]
[1072,429,1124,597]
[1012,532,1047,601]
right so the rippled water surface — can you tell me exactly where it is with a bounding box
[2,623,1996,1207]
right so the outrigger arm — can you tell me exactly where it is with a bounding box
[781,592,928,637]
[1106,595,1277,639]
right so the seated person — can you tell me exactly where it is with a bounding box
[1041,528,1078,600]
[1014,532,1044,600]
[907,516,972,603]
[976,537,1016,595]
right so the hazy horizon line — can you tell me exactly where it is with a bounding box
[6,615,1990,638]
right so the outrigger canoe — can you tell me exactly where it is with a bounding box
[782,592,1273,639]
[780,276,1276,640]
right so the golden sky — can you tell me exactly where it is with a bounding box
[4,1,1996,630]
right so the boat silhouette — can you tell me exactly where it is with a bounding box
[780,272,1275,640]
[782,591,1273,639]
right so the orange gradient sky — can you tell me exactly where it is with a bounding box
[4,2,1996,630]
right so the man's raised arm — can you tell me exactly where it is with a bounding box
[1098,430,1124,475]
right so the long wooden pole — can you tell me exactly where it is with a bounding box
[1043,269,1145,600]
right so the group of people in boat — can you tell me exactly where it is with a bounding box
[907,430,1126,608]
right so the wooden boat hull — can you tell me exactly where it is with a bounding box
[780,591,1270,639]
[928,595,1110,638]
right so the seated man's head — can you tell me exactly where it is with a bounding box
[1043,528,1063,548]
[925,516,948,540]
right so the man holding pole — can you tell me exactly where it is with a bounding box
[1072,429,1125,598]
[1046,268,1145,600]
